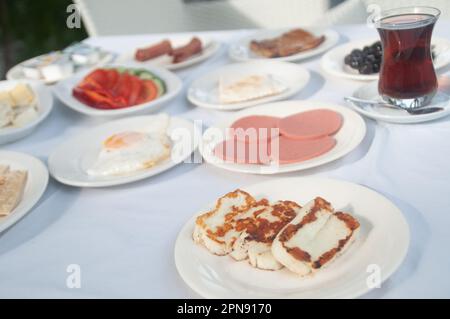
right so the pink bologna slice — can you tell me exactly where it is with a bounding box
[279,109,343,140]
[214,137,271,164]
[271,135,336,164]
[230,115,280,143]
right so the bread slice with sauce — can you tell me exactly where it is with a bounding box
[230,200,301,270]
[272,197,360,276]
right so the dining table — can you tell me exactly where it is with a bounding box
[1,22,450,299]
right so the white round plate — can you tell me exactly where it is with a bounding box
[348,81,450,124]
[0,80,53,145]
[52,63,182,117]
[6,51,115,85]
[48,114,200,187]
[229,28,339,62]
[117,36,221,70]
[175,177,410,299]
[199,100,366,174]
[0,151,49,233]
[188,60,310,111]
[321,37,450,81]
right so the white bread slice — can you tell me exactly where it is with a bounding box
[230,200,301,270]
[272,197,360,276]
[0,169,28,216]
[193,189,259,255]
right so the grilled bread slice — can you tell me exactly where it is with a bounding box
[272,197,360,276]
[0,167,28,216]
[193,189,259,255]
[230,200,301,270]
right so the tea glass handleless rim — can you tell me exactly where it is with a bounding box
[372,6,441,30]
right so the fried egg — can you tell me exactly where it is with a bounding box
[87,115,172,176]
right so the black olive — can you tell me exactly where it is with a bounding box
[344,54,352,65]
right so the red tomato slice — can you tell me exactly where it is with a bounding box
[138,79,158,104]
[128,74,143,106]
[104,69,120,90]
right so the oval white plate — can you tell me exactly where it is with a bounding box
[348,81,450,124]
[321,37,450,81]
[6,51,115,85]
[0,80,53,145]
[52,63,182,117]
[0,151,49,233]
[117,36,221,70]
[175,177,410,299]
[188,60,310,111]
[48,114,200,187]
[199,100,366,174]
[229,28,339,62]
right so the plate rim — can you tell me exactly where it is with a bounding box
[47,114,201,188]
[349,81,450,124]
[228,27,340,62]
[199,100,367,174]
[52,63,183,117]
[0,80,54,144]
[321,36,450,81]
[187,60,311,111]
[0,151,49,233]
[117,38,221,71]
[174,176,410,299]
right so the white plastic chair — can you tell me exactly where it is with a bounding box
[74,0,335,36]
[322,0,450,26]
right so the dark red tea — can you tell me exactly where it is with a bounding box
[377,13,438,103]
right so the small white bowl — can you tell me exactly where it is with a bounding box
[52,63,183,117]
[0,80,53,145]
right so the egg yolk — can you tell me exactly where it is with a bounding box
[103,131,145,150]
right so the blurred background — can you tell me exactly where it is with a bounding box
[1,0,449,79]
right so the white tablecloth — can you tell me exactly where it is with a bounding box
[1,23,450,299]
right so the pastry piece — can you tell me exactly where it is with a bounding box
[0,167,28,216]
[219,74,287,104]
[272,197,360,276]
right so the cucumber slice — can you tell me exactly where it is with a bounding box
[151,77,166,96]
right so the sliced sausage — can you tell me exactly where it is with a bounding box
[279,109,342,140]
[135,40,173,61]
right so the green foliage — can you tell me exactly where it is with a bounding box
[0,0,88,78]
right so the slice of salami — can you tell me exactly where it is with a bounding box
[279,109,342,140]
[230,115,280,143]
[271,135,336,164]
[213,138,271,165]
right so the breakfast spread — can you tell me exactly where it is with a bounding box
[214,109,342,165]
[218,74,287,104]
[86,114,172,176]
[250,28,325,58]
[135,37,203,64]
[72,67,166,110]
[0,165,28,216]
[0,83,39,129]
[193,190,360,274]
